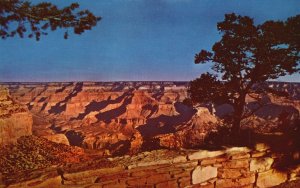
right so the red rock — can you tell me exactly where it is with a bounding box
[171,170,191,178]
[216,174,255,188]
[218,168,243,178]
[43,134,70,145]
[102,181,126,188]
[156,180,178,188]
[192,183,214,188]
[178,176,191,187]
[222,159,249,169]
[130,169,157,177]
[0,87,32,146]
[146,174,171,184]
[126,177,147,186]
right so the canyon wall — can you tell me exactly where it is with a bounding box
[0,87,32,146]
[1,81,299,155]
[7,144,300,188]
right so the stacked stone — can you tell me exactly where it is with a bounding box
[75,146,298,188]
[7,146,300,188]
[188,144,293,188]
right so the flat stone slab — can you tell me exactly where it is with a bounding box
[250,157,274,172]
[192,166,217,184]
[257,169,287,188]
[188,150,225,161]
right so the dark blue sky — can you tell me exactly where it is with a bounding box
[0,0,299,82]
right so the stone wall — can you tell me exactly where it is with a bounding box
[7,145,300,188]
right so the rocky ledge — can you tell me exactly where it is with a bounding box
[0,135,115,185]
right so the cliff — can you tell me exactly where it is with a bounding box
[0,87,32,146]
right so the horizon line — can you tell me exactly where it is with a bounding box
[0,80,300,84]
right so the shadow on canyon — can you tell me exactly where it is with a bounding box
[95,94,134,124]
[46,89,300,171]
[65,130,85,147]
[138,102,196,149]
[138,102,196,137]
[73,90,133,120]
[48,82,83,114]
[50,124,85,147]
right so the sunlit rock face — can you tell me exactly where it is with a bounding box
[2,82,193,154]
[42,134,70,145]
[1,81,299,155]
[155,106,218,149]
[0,87,32,146]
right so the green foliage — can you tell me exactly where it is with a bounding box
[0,0,101,40]
[190,13,300,131]
[189,73,226,104]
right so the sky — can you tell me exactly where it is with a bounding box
[0,0,299,82]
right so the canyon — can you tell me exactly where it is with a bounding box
[0,81,300,187]
[2,81,299,152]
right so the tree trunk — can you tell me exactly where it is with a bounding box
[232,94,246,136]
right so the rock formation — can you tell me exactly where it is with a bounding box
[42,134,70,145]
[0,87,32,146]
[1,81,299,155]
[156,106,219,148]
